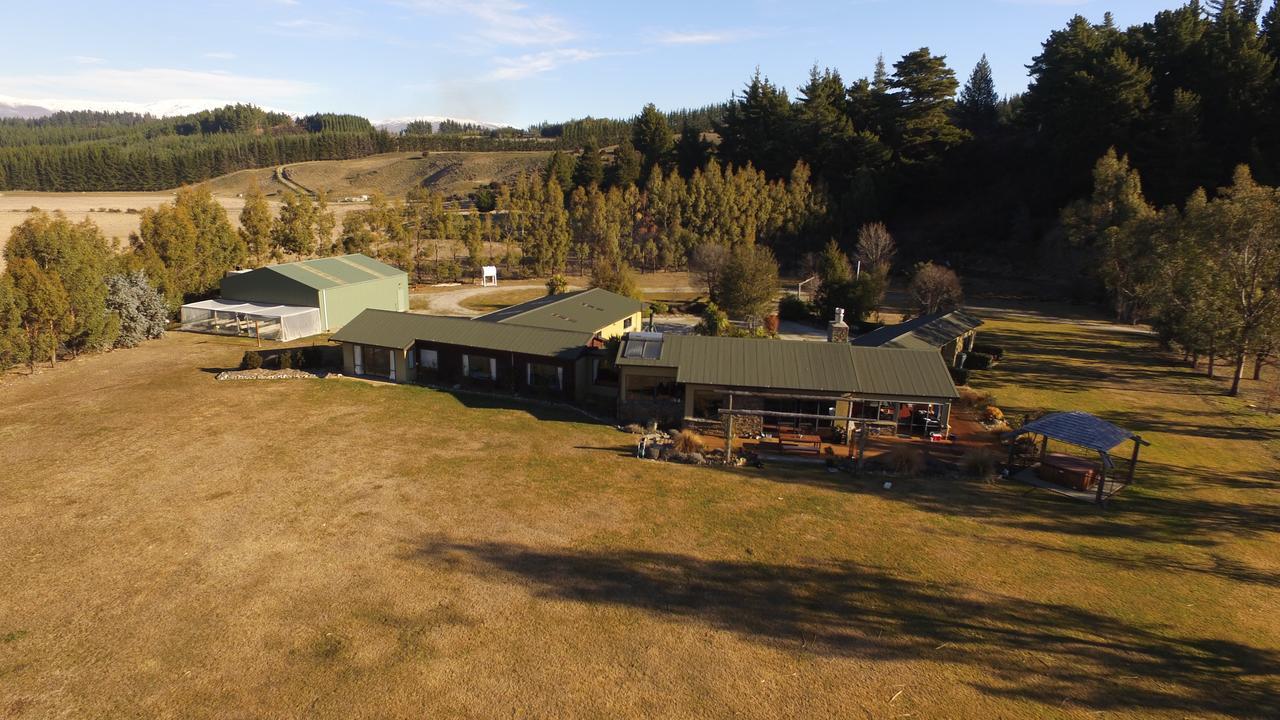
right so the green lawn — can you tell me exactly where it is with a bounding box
[0,307,1276,718]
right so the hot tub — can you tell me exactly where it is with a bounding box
[1036,453,1099,491]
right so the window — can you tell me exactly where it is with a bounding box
[364,347,392,378]
[625,374,681,402]
[466,354,493,379]
[527,362,562,390]
[623,316,633,330]
[419,348,438,370]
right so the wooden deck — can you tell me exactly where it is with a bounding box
[1011,467,1128,504]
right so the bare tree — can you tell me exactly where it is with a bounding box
[909,262,963,315]
[856,222,896,273]
[689,243,730,299]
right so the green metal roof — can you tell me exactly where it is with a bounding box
[476,288,642,332]
[616,333,958,400]
[851,309,984,351]
[256,254,405,290]
[331,309,595,359]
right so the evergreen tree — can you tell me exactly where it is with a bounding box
[572,140,604,189]
[0,273,25,370]
[6,258,71,369]
[609,138,641,188]
[716,244,780,321]
[956,54,999,133]
[5,211,114,354]
[715,69,796,178]
[1061,148,1157,322]
[545,150,575,190]
[817,239,853,286]
[632,103,673,184]
[889,48,969,165]
[796,66,856,186]
[272,192,318,260]
[133,187,244,306]
[238,185,273,265]
[674,123,712,177]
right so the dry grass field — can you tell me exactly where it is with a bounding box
[0,307,1277,718]
[0,151,550,268]
[203,151,551,200]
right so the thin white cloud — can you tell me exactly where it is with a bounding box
[203,51,238,60]
[654,29,762,46]
[399,0,575,46]
[69,55,105,65]
[487,48,602,80]
[272,18,357,38]
[0,67,316,110]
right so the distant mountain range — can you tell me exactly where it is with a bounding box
[0,96,509,130]
[375,116,509,133]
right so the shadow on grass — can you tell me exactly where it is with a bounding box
[980,326,1217,398]
[975,534,1280,588]
[691,460,1280,548]
[413,537,1280,717]
[419,383,615,427]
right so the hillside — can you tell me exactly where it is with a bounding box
[0,150,553,266]
[201,151,552,200]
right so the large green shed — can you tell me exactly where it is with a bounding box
[219,254,408,332]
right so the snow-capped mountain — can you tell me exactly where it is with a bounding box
[0,95,293,119]
[375,115,510,134]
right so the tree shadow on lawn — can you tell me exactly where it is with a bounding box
[711,465,1279,548]
[973,534,1280,589]
[1104,409,1280,443]
[981,328,1215,397]
[413,536,1280,718]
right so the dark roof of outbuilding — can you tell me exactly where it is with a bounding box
[1008,411,1149,453]
[239,254,405,291]
[851,309,984,350]
[331,309,595,359]
[475,287,643,332]
[616,333,958,399]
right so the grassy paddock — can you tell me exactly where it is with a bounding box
[0,309,1276,718]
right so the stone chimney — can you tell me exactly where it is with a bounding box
[828,307,849,343]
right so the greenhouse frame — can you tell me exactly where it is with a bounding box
[179,299,322,342]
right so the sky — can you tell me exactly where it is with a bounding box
[0,0,1192,127]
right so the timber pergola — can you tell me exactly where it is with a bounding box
[712,389,900,468]
[1006,411,1150,505]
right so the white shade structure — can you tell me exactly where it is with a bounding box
[179,299,322,342]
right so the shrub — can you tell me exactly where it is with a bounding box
[885,445,924,475]
[623,423,647,435]
[649,300,669,315]
[240,351,262,370]
[961,448,1000,478]
[965,352,994,371]
[957,386,996,410]
[673,429,705,454]
[277,350,293,370]
[778,294,812,322]
[698,303,730,336]
[290,349,306,369]
[983,405,1004,423]
[949,366,970,386]
[971,343,1004,360]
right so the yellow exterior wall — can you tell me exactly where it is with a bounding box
[594,311,643,339]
